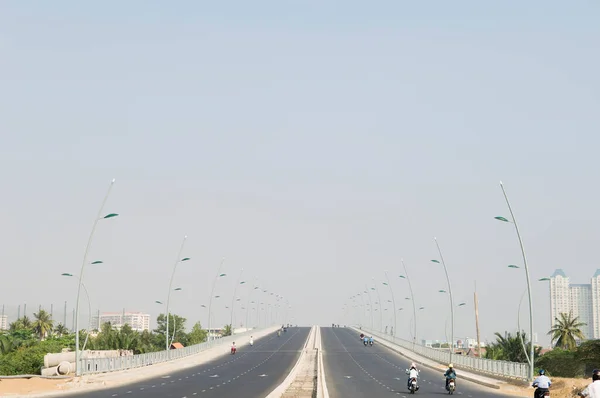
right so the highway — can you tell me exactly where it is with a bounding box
[71,327,310,398]
[321,327,516,398]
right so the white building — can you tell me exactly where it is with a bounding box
[0,314,7,330]
[93,312,150,332]
[549,269,600,340]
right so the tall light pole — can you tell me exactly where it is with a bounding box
[401,259,418,348]
[165,236,190,351]
[61,273,92,351]
[230,269,245,331]
[383,271,396,337]
[495,181,534,381]
[371,278,383,332]
[75,178,119,376]
[245,279,258,329]
[207,257,225,341]
[364,288,374,330]
[432,237,455,363]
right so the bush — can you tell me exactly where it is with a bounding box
[0,337,74,375]
[536,348,584,378]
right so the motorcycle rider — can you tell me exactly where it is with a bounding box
[532,369,551,397]
[369,336,374,345]
[231,342,236,354]
[250,336,254,346]
[406,362,420,390]
[579,369,600,397]
[363,336,369,346]
[444,363,457,389]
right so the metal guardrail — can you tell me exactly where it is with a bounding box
[355,327,529,380]
[79,327,268,375]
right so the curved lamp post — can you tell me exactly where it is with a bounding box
[495,181,534,381]
[207,258,226,341]
[401,259,418,348]
[230,269,245,331]
[371,278,383,332]
[75,178,118,376]
[165,236,190,351]
[245,279,258,329]
[432,237,455,363]
[61,273,92,351]
[364,287,374,330]
[383,272,397,337]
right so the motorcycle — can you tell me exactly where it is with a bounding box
[363,340,368,346]
[532,384,550,398]
[230,346,237,355]
[369,340,373,346]
[447,379,456,395]
[408,377,418,394]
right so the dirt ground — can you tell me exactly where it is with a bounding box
[498,377,591,398]
[0,377,72,396]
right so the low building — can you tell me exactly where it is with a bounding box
[93,312,150,332]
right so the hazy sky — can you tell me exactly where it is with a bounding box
[1,1,599,346]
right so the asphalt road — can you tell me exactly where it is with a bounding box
[322,327,518,398]
[71,326,310,398]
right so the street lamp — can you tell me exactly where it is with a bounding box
[383,272,397,337]
[207,258,226,341]
[495,181,535,381]
[400,259,418,347]
[61,273,92,351]
[364,287,374,330]
[165,236,190,351]
[75,178,119,376]
[432,237,455,362]
[371,278,383,332]
[229,269,245,332]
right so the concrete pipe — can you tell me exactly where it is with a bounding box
[57,361,73,375]
[44,352,76,368]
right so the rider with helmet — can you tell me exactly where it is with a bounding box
[444,363,457,389]
[406,362,420,390]
[578,369,600,397]
[532,369,551,397]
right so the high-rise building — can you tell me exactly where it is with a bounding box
[549,269,600,340]
[93,312,150,332]
[0,314,8,331]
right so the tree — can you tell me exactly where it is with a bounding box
[154,313,187,344]
[484,331,541,363]
[222,324,232,337]
[33,309,54,340]
[54,324,68,337]
[548,312,586,350]
[188,322,208,345]
[0,334,16,355]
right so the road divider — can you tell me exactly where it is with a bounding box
[266,325,329,398]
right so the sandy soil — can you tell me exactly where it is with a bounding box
[498,377,590,398]
[0,378,72,397]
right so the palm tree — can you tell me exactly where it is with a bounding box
[222,324,232,337]
[548,312,586,350]
[54,323,68,337]
[33,309,54,340]
[0,334,15,354]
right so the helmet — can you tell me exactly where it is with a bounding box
[593,369,600,381]
[538,369,545,375]
[448,364,453,368]
[411,363,416,368]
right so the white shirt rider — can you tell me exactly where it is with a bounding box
[580,378,600,397]
[250,336,254,346]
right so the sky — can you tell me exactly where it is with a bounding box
[1,1,599,347]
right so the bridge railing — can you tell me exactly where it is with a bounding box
[79,327,266,375]
[355,327,529,380]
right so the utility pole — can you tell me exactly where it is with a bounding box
[474,281,482,357]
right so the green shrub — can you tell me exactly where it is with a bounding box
[536,348,584,378]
